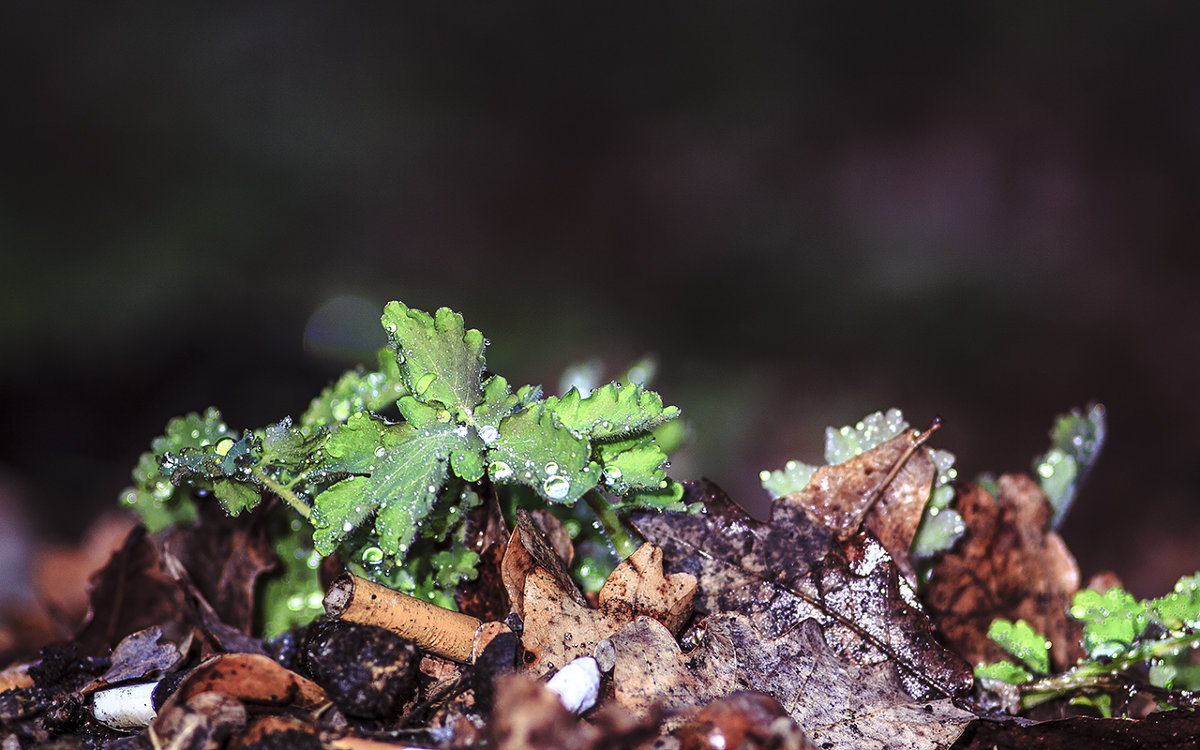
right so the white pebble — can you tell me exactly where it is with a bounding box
[545,656,600,714]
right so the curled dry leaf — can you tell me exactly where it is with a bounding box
[162,652,327,713]
[505,510,697,675]
[84,625,187,692]
[151,690,247,750]
[609,614,975,749]
[788,428,937,585]
[502,507,588,619]
[924,475,1083,671]
[630,480,972,701]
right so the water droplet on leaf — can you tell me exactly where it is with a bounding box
[543,474,571,500]
[490,461,514,481]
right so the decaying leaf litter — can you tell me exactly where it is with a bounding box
[1,301,1196,749]
[6,413,1200,750]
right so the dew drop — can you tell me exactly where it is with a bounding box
[603,466,623,485]
[342,521,354,533]
[490,461,514,481]
[362,546,384,564]
[544,461,559,476]
[374,446,387,458]
[415,372,438,394]
[478,425,499,445]
[215,438,234,456]
[543,474,571,500]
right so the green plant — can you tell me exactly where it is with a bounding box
[976,576,1200,715]
[123,301,685,636]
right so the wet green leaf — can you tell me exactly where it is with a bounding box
[383,302,486,416]
[987,619,1052,674]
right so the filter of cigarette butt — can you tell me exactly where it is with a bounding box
[93,680,160,729]
[324,573,483,663]
[545,656,600,714]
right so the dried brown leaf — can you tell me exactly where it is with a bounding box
[520,542,696,676]
[608,613,974,749]
[630,480,972,701]
[502,507,587,619]
[924,475,1083,671]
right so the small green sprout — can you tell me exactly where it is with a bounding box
[977,577,1200,712]
[123,301,685,636]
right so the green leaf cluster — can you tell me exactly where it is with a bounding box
[976,574,1200,712]
[122,301,684,636]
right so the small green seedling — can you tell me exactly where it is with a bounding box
[976,575,1200,714]
[123,301,685,636]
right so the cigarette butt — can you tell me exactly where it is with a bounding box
[324,573,482,663]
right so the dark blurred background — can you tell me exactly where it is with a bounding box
[2,2,1198,601]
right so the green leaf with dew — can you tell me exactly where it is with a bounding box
[383,302,486,416]
[988,619,1052,675]
[1070,587,1147,660]
[1034,403,1106,529]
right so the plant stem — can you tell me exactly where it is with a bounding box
[583,489,640,558]
[254,466,311,519]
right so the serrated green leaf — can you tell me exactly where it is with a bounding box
[545,382,680,441]
[262,417,323,466]
[214,479,261,516]
[1070,587,1147,659]
[382,302,486,415]
[974,660,1033,685]
[1034,404,1106,529]
[301,349,408,427]
[618,480,687,510]
[487,404,594,504]
[988,619,1052,674]
[1148,574,1200,631]
[824,408,909,464]
[123,408,236,531]
[312,413,474,557]
[759,459,818,499]
[594,433,671,494]
[910,502,966,558]
[471,375,521,438]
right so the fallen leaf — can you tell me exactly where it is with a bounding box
[511,514,696,675]
[502,507,587,620]
[73,526,189,657]
[924,475,1083,671]
[151,690,247,750]
[630,479,972,701]
[788,428,937,584]
[164,652,327,712]
[608,613,975,749]
[84,625,188,691]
